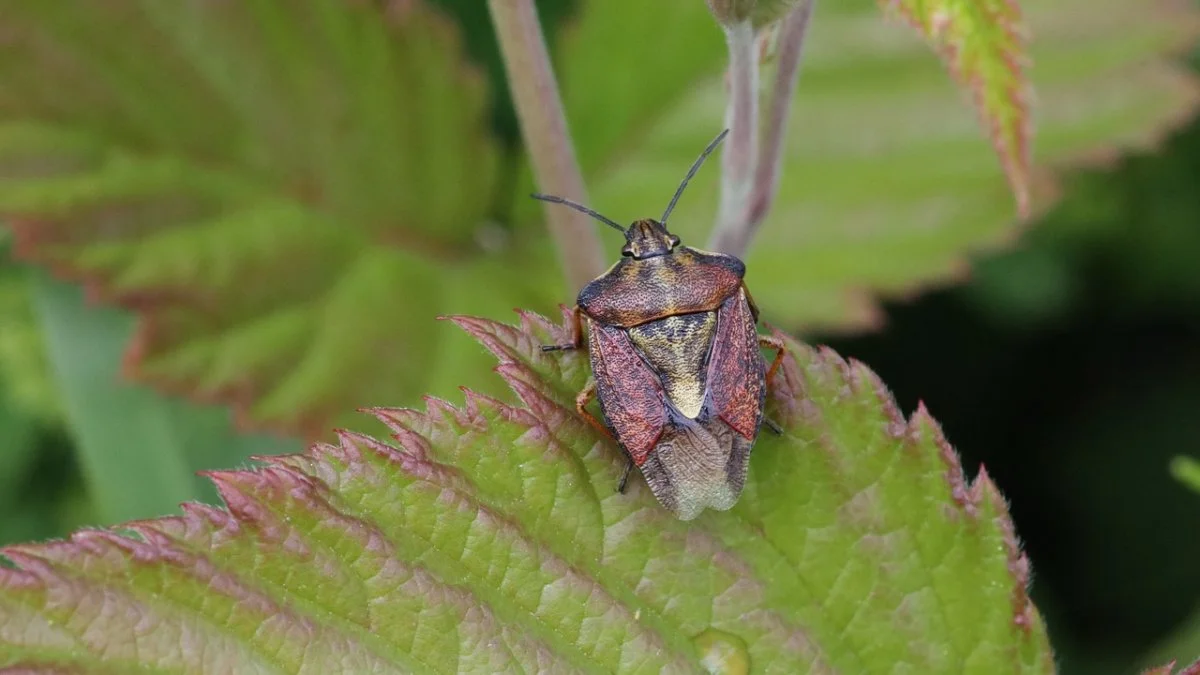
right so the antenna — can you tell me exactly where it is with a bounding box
[531,193,625,233]
[661,128,729,225]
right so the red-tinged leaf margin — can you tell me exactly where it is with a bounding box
[1144,658,1200,675]
[878,0,1033,217]
[767,334,1044,651]
[0,308,1052,672]
[0,1,505,442]
[451,306,1053,670]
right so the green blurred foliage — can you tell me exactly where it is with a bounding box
[0,0,1189,443]
[0,0,1197,673]
[1172,456,1200,494]
[0,249,59,425]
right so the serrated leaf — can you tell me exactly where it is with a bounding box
[0,1,552,439]
[879,0,1032,215]
[1,310,1053,673]
[556,0,1200,331]
[28,270,304,526]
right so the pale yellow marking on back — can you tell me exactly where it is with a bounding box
[627,312,717,418]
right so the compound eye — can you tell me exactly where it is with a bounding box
[668,235,680,248]
[620,244,634,257]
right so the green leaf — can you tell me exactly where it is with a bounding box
[0,241,60,424]
[0,393,37,509]
[878,0,1032,215]
[0,1,546,439]
[0,310,1052,672]
[556,0,1200,331]
[30,270,304,525]
[0,247,50,509]
[30,269,199,524]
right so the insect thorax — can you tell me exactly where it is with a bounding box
[625,311,717,419]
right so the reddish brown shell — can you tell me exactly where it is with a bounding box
[586,318,667,464]
[577,246,744,328]
[584,285,766,462]
[704,287,767,440]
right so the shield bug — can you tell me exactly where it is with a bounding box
[533,129,786,520]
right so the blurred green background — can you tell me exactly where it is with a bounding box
[1,0,1199,673]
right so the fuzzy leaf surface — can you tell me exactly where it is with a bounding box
[0,1,550,439]
[1,310,1052,673]
[557,0,1200,331]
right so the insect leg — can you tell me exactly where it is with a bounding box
[574,382,633,492]
[617,458,633,494]
[575,380,615,441]
[760,335,788,434]
[541,306,584,352]
[759,335,787,390]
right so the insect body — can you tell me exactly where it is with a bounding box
[536,130,785,520]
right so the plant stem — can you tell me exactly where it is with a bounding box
[711,19,759,255]
[487,0,605,290]
[746,2,814,237]
[708,1,815,258]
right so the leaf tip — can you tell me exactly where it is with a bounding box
[335,428,410,466]
[881,0,1035,222]
[368,406,436,459]
[438,313,474,329]
[909,401,975,514]
[971,463,1040,634]
[1143,659,1200,675]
